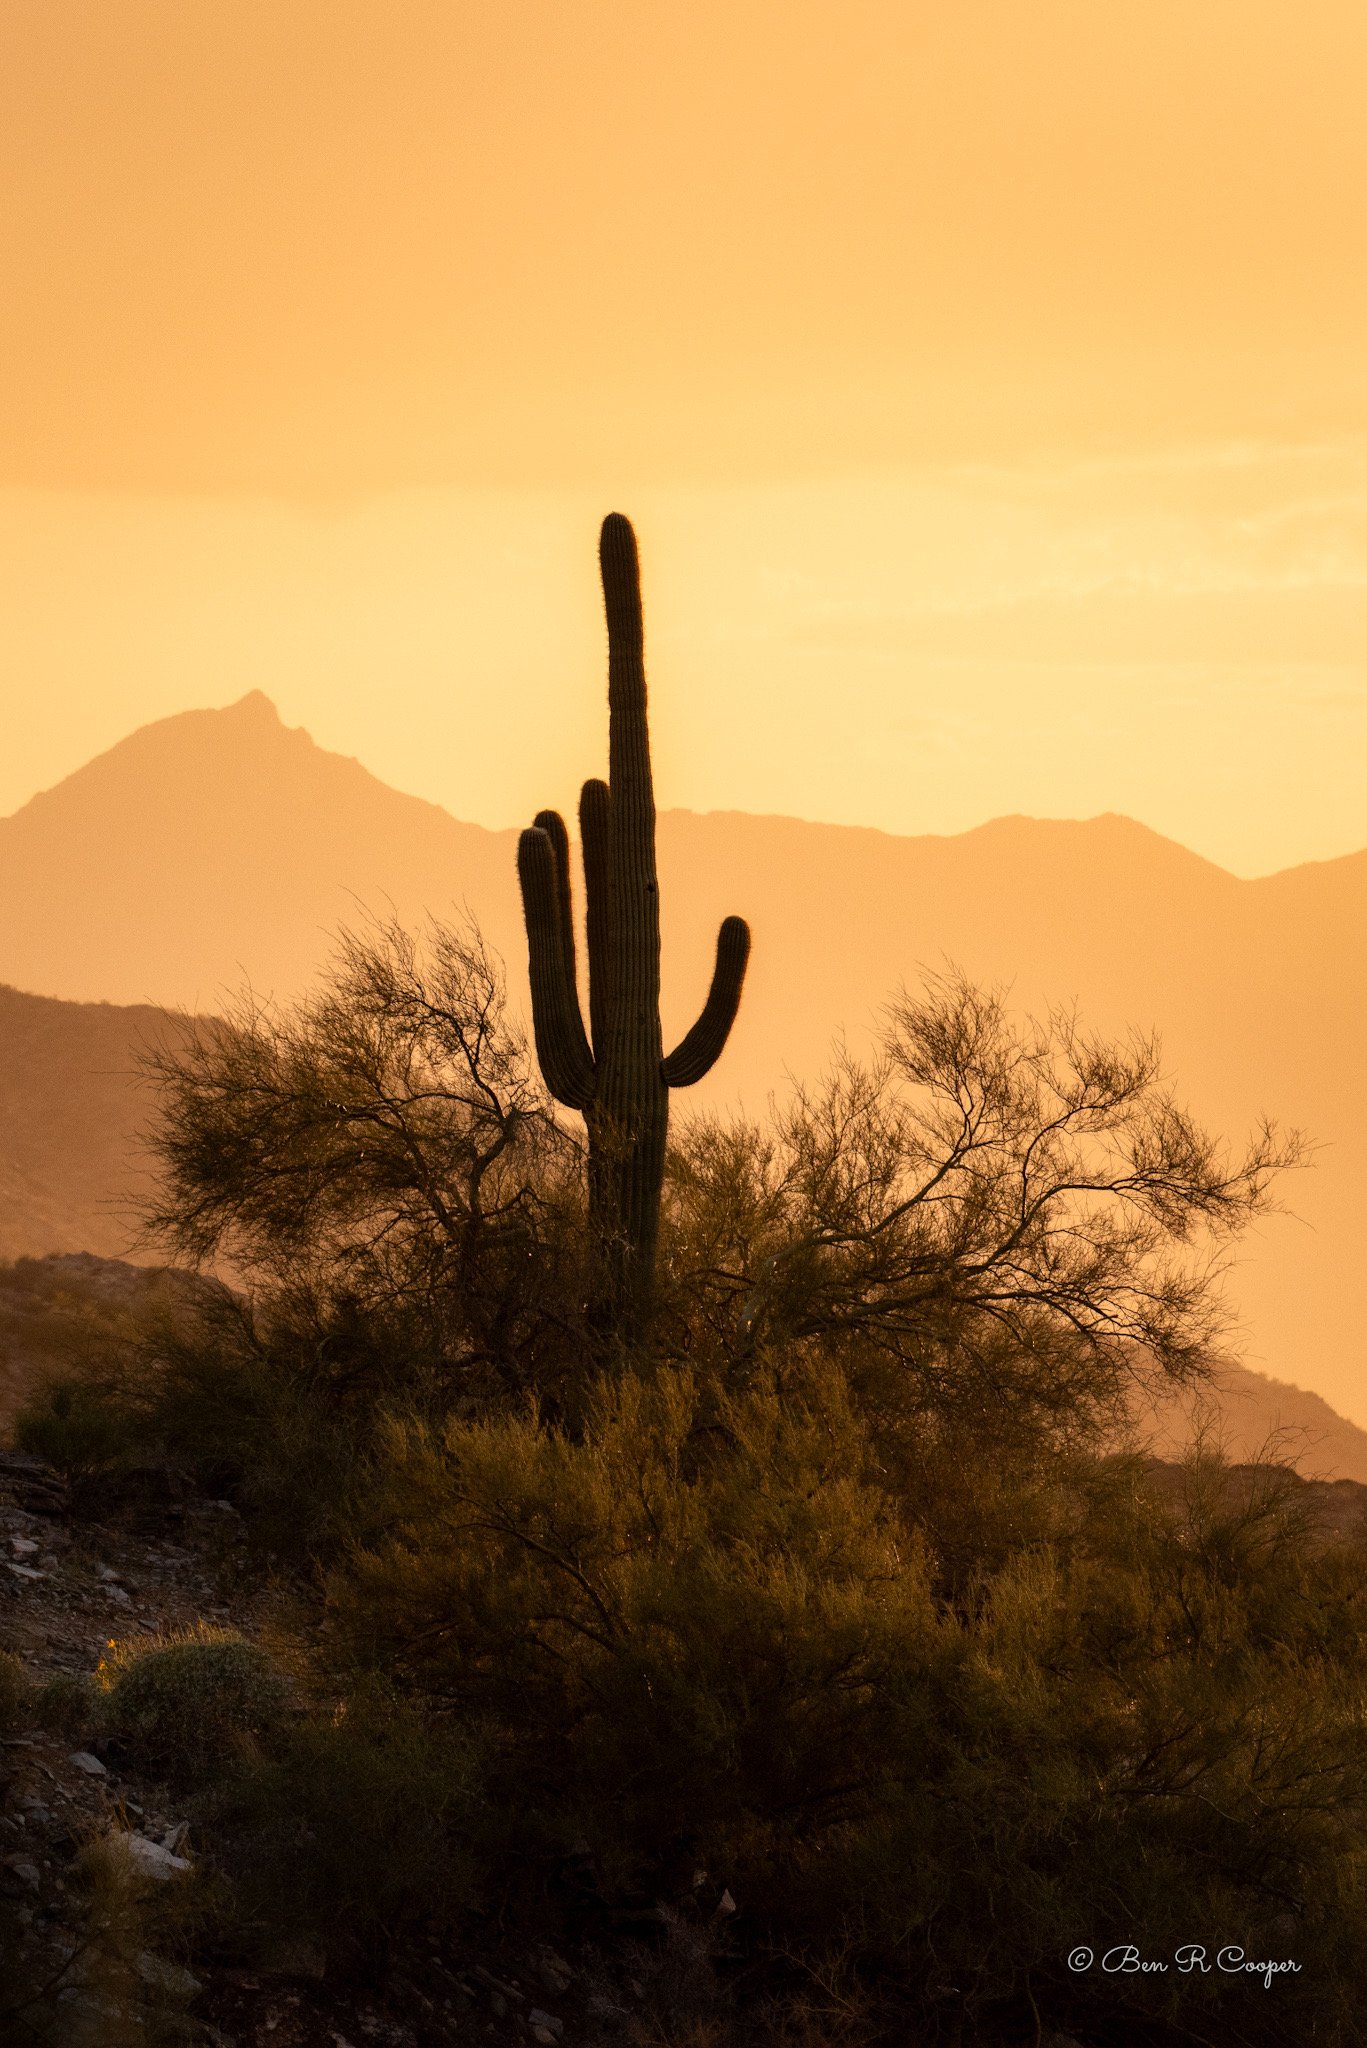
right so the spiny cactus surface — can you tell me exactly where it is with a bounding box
[518,513,751,1344]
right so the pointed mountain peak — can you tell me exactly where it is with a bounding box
[222,689,283,723]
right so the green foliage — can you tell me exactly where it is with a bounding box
[68,917,1345,2037]
[15,1373,135,1476]
[97,1625,290,1782]
[339,1361,938,1881]
[87,1283,390,1559]
[332,1371,1367,2042]
[110,957,1297,1549]
[33,1668,98,1738]
[14,1267,444,1560]
[205,1683,480,1972]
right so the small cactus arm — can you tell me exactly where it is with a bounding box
[517,512,751,1342]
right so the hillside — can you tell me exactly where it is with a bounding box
[0,694,1365,1429]
[0,985,182,1265]
[1136,1359,1367,1485]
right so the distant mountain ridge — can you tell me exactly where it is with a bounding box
[0,984,176,1266]
[1138,1359,1367,1486]
[1,692,1366,1431]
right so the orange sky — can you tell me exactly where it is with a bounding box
[2,1,1366,873]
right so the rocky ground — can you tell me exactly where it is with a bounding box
[0,1448,648,2048]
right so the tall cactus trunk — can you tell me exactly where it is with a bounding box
[517,514,751,1351]
[591,515,667,1341]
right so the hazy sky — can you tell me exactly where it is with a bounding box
[3,1,1365,874]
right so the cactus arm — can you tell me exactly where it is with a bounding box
[578,778,613,1060]
[533,807,579,992]
[517,826,596,1111]
[661,916,752,1086]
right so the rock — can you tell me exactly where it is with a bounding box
[470,1964,524,2001]
[68,1751,108,1776]
[57,1990,124,2021]
[111,1831,192,1881]
[532,2031,556,2046]
[9,1536,38,1557]
[7,1562,46,1581]
[0,1450,68,1514]
[715,1888,737,1916]
[136,1950,203,1998]
[528,2010,564,2039]
[2,1854,42,1889]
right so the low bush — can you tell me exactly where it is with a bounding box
[97,1625,290,1782]
[14,1374,135,1479]
[205,1683,481,1973]
[337,1361,942,1886]
[330,1365,1367,2044]
[32,1668,98,1738]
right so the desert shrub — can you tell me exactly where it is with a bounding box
[97,1283,389,1559]
[205,1682,481,1972]
[335,1361,945,1885]
[14,1373,136,1478]
[32,1668,98,1738]
[329,1369,1367,2044]
[12,1280,419,1560]
[97,1625,290,1781]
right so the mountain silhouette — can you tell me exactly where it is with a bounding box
[1,692,1365,1430]
[0,984,181,1266]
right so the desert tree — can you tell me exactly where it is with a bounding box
[141,911,585,1397]
[657,969,1304,1444]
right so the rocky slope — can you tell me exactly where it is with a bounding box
[0,1449,635,2047]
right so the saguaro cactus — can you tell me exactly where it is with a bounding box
[518,513,751,1345]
